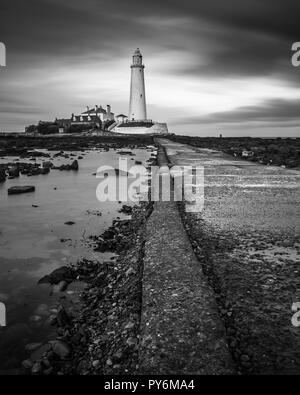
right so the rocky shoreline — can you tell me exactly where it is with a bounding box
[0,135,155,184]
[19,201,153,375]
[0,134,158,375]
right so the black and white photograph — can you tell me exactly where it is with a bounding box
[0,0,300,382]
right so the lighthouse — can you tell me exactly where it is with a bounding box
[111,48,168,134]
[129,48,147,121]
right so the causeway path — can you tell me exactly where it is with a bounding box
[138,144,235,375]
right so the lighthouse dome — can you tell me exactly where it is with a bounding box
[132,48,143,66]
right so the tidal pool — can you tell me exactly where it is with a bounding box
[0,147,152,372]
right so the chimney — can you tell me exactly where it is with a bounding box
[107,105,111,114]
[86,106,89,112]
[95,105,98,112]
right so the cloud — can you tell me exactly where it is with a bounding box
[0,0,300,135]
[179,98,300,125]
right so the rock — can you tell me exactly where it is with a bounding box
[40,167,50,174]
[35,304,49,316]
[8,167,20,178]
[56,305,71,327]
[31,361,42,375]
[124,321,135,330]
[92,360,100,368]
[43,367,53,375]
[29,315,42,323]
[0,168,6,183]
[70,160,79,170]
[51,341,72,359]
[8,186,35,195]
[118,204,133,215]
[30,344,52,361]
[117,151,134,156]
[42,161,53,169]
[112,351,123,364]
[38,266,75,285]
[25,342,43,352]
[48,314,57,326]
[240,354,250,363]
[22,359,33,369]
[126,337,137,347]
[282,239,292,248]
[57,280,68,292]
[53,159,78,171]
[71,332,82,345]
[106,358,113,366]
[125,267,135,277]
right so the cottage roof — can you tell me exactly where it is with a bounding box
[82,107,107,114]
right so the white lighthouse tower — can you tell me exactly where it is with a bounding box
[129,48,147,121]
[112,48,168,134]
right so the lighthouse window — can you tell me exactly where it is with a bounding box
[140,94,142,98]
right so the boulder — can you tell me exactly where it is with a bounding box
[8,167,20,178]
[38,266,75,285]
[56,305,71,327]
[8,186,35,195]
[51,341,72,359]
[42,161,53,169]
[0,168,6,183]
[70,160,79,170]
[31,361,42,375]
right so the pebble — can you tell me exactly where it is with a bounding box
[126,337,137,347]
[31,361,42,375]
[22,359,33,369]
[52,340,72,359]
[25,342,43,352]
[240,354,250,362]
[125,267,135,277]
[106,358,113,366]
[29,315,42,323]
[56,305,71,326]
[124,321,135,330]
[92,360,100,367]
[35,304,49,316]
[48,314,57,325]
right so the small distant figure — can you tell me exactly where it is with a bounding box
[0,42,6,67]
[0,302,6,326]
[219,133,223,138]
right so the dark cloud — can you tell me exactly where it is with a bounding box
[0,0,300,134]
[183,98,300,125]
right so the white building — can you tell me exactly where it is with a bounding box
[115,114,128,124]
[71,105,115,126]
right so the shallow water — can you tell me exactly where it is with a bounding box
[0,147,152,372]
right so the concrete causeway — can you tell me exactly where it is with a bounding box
[138,145,235,374]
[139,139,300,374]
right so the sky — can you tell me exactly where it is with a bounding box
[0,0,300,136]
